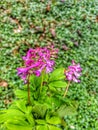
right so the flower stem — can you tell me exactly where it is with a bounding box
[40,73,44,93]
[63,81,70,97]
[27,74,30,104]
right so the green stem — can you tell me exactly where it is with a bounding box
[40,73,44,93]
[63,81,70,97]
[27,74,30,104]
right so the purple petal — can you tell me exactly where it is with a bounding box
[74,72,81,78]
[73,77,80,83]
[46,67,53,73]
[34,70,41,77]
[66,75,73,81]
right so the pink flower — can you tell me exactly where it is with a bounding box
[45,60,55,73]
[65,60,82,83]
[17,67,29,83]
[17,46,58,83]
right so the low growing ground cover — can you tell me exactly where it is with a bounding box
[0,0,98,129]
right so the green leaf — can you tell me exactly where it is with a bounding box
[7,109,25,117]
[32,103,47,118]
[49,81,67,88]
[14,89,34,102]
[26,114,35,126]
[0,107,34,128]
[15,100,27,113]
[0,111,7,124]
[25,106,34,125]
[46,116,61,125]
[0,124,7,130]
[14,89,28,99]
[48,85,57,93]
[26,106,33,114]
[0,110,28,125]
[6,119,29,126]
[6,123,32,130]
[36,125,48,130]
[48,125,61,130]
[0,108,28,125]
[35,119,46,125]
[49,68,65,82]
[47,97,61,110]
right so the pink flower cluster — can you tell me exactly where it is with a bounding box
[65,60,82,83]
[17,46,58,83]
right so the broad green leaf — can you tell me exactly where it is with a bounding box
[44,96,62,110]
[49,81,67,88]
[0,110,26,125]
[35,119,46,125]
[36,125,48,130]
[15,100,27,113]
[0,108,34,128]
[49,68,65,82]
[6,119,29,126]
[26,114,35,126]
[0,109,25,124]
[46,116,61,125]
[14,89,28,99]
[44,97,55,109]
[6,123,32,130]
[0,125,7,130]
[0,112,7,123]
[14,89,34,102]
[26,106,33,114]
[32,104,47,118]
[1,109,26,123]
[48,85,57,93]
[7,109,25,117]
[48,125,61,130]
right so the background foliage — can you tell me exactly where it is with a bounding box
[0,0,98,129]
